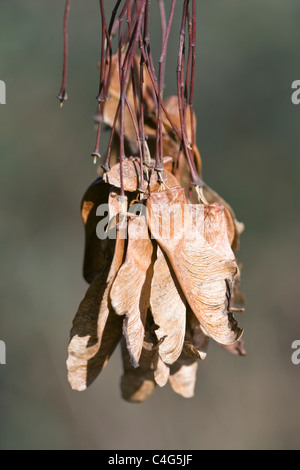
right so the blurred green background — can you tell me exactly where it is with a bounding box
[1,0,300,450]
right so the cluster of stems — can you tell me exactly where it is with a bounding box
[57,0,202,196]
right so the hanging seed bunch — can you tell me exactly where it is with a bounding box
[59,0,246,403]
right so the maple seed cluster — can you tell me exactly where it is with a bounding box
[59,0,246,403]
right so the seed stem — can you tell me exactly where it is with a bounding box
[57,0,71,106]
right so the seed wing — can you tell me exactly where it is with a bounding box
[147,187,243,345]
[111,216,154,367]
[67,231,126,391]
[150,245,186,365]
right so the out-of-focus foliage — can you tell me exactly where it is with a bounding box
[0,0,300,450]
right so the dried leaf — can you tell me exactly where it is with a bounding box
[147,187,243,345]
[104,158,179,193]
[169,354,198,399]
[108,188,121,221]
[148,168,179,193]
[67,231,126,391]
[191,183,245,253]
[110,216,154,367]
[150,245,186,365]
[120,338,156,403]
[190,203,235,260]
[154,356,170,388]
[162,156,174,173]
[108,189,128,237]
[190,202,245,336]
[104,159,141,192]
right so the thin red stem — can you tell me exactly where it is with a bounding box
[158,0,167,88]
[156,0,177,169]
[118,0,146,196]
[108,0,123,35]
[57,0,71,106]
[102,102,121,172]
[177,0,200,185]
[189,0,197,161]
[98,0,106,101]
[92,122,102,162]
[139,41,181,141]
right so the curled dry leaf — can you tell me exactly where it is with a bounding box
[110,216,154,367]
[150,245,186,365]
[147,187,243,345]
[169,354,198,399]
[67,230,126,391]
[120,338,156,404]
[81,178,114,283]
[190,199,245,321]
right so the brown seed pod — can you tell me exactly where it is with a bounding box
[110,216,154,367]
[67,230,126,391]
[190,183,245,253]
[169,354,198,399]
[120,338,157,404]
[150,245,186,365]
[189,203,235,260]
[154,356,170,388]
[103,158,179,193]
[147,187,243,346]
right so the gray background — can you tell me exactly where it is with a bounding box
[0,0,300,450]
